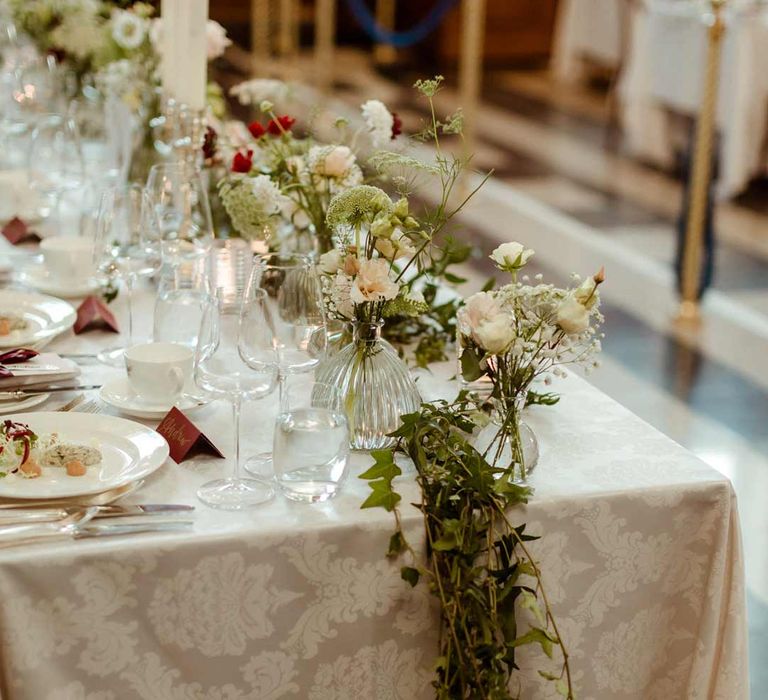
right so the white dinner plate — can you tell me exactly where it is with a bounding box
[0,393,50,414]
[0,290,76,348]
[0,411,169,499]
[19,266,99,298]
[99,378,209,420]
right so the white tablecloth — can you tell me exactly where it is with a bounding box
[0,286,750,699]
[621,2,768,198]
[554,0,768,198]
[552,0,628,80]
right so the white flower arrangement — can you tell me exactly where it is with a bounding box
[459,243,605,390]
[317,185,428,324]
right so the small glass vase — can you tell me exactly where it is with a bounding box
[316,320,421,450]
[475,392,539,483]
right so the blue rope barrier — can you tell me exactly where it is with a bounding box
[343,0,460,48]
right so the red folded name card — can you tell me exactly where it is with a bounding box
[156,407,224,463]
[74,296,119,334]
[2,217,40,245]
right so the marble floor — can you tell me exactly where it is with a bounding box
[223,48,768,693]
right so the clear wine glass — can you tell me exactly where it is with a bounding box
[153,256,212,351]
[194,288,279,509]
[92,184,162,365]
[242,253,327,474]
[27,112,85,233]
[145,162,214,264]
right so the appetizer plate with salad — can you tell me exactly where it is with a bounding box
[0,291,76,348]
[0,412,169,499]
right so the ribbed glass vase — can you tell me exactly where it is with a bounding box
[316,320,421,450]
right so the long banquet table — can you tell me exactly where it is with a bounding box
[0,286,749,699]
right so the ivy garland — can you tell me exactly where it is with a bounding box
[360,394,574,699]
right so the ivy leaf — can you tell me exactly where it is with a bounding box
[361,479,401,511]
[510,628,554,658]
[538,671,560,682]
[387,530,406,557]
[401,566,420,587]
[358,450,401,481]
[520,589,547,628]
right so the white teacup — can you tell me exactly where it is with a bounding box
[40,236,95,282]
[125,342,193,405]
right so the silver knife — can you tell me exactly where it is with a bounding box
[0,504,194,524]
[0,520,194,549]
[0,385,103,400]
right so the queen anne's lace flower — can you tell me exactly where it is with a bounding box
[326,186,393,229]
[361,99,394,148]
[219,175,288,240]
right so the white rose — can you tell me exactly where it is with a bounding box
[319,249,343,274]
[206,20,231,60]
[573,274,601,309]
[474,316,515,355]
[556,296,590,334]
[490,242,534,271]
[457,292,501,337]
[319,146,356,178]
[350,258,399,303]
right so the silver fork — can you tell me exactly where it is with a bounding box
[76,399,103,414]
[57,394,85,412]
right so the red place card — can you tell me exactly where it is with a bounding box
[74,296,119,334]
[2,217,40,245]
[156,407,224,464]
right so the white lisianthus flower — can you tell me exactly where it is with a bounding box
[112,10,147,50]
[350,258,399,304]
[490,242,534,271]
[361,99,394,148]
[319,249,343,275]
[556,296,590,334]
[206,20,231,60]
[457,292,514,354]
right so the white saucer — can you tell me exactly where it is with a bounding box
[99,377,208,420]
[20,266,99,298]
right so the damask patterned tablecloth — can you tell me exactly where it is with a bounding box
[0,313,749,699]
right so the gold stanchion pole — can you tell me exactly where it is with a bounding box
[458,0,486,166]
[278,0,298,57]
[677,0,726,322]
[251,0,271,73]
[374,0,397,66]
[315,0,337,92]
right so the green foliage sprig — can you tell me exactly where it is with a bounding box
[361,394,574,699]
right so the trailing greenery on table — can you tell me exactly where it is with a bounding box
[360,393,574,699]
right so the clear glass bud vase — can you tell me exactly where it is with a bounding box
[316,320,421,450]
[475,392,539,483]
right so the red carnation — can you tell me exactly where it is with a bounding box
[248,121,266,138]
[267,115,296,136]
[231,149,253,173]
[391,112,403,139]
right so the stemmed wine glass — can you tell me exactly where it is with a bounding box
[242,253,327,473]
[145,162,214,264]
[27,112,85,233]
[194,288,279,509]
[92,184,162,365]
